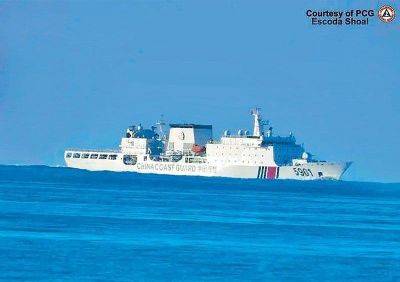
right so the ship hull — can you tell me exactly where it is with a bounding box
[65,152,350,180]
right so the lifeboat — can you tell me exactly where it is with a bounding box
[192,144,206,154]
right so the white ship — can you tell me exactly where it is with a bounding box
[65,109,351,180]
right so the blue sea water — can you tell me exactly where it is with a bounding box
[0,165,399,281]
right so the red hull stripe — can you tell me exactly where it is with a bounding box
[267,167,277,179]
[258,166,279,179]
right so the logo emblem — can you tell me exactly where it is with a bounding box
[378,5,395,23]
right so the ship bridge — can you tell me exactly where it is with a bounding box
[205,108,306,166]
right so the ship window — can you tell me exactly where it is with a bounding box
[73,153,81,158]
[108,154,117,160]
[66,153,72,158]
[99,154,108,159]
[90,154,98,159]
[82,153,90,159]
[318,172,323,177]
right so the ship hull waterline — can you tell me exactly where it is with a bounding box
[65,154,351,180]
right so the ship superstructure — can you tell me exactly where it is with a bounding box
[65,109,351,180]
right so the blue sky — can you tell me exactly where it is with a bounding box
[0,1,399,182]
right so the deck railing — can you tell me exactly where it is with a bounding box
[65,148,120,153]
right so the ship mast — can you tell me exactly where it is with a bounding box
[155,114,167,141]
[251,108,263,137]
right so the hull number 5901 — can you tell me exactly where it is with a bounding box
[293,168,313,177]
